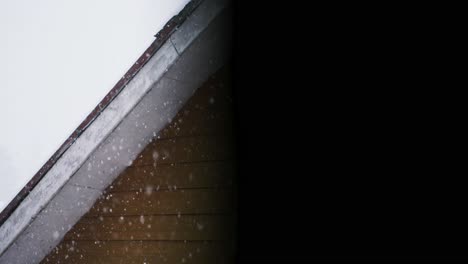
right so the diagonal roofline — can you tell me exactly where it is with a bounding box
[0,0,202,227]
[0,0,231,259]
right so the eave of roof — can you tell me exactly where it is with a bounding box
[0,0,202,227]
[0,0,231,261]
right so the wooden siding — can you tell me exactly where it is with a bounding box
[41,66,235,263]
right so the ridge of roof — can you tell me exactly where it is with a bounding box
[0,0,202,227]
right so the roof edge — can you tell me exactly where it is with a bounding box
[0,0,231,259]
[0,0,203,227]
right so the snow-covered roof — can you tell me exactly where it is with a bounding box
[0,0,231,262]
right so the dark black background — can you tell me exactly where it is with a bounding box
[231,1,465,262]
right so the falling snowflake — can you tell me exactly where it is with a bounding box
[145,185,153,196]
[152,151,159,161]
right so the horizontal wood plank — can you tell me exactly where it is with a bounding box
[44,253,233,264]
[46,240,233,256]
[108,161,234,192]
[85,189,234,217]
[42,241,233,264]
[131,136,233,166]
[64,215,234,241]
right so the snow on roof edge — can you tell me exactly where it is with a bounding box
[0,0,230,260]
[0,0,203,228]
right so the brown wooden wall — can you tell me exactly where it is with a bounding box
[42,66,236,264]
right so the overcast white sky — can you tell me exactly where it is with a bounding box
[0,0,190,212]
